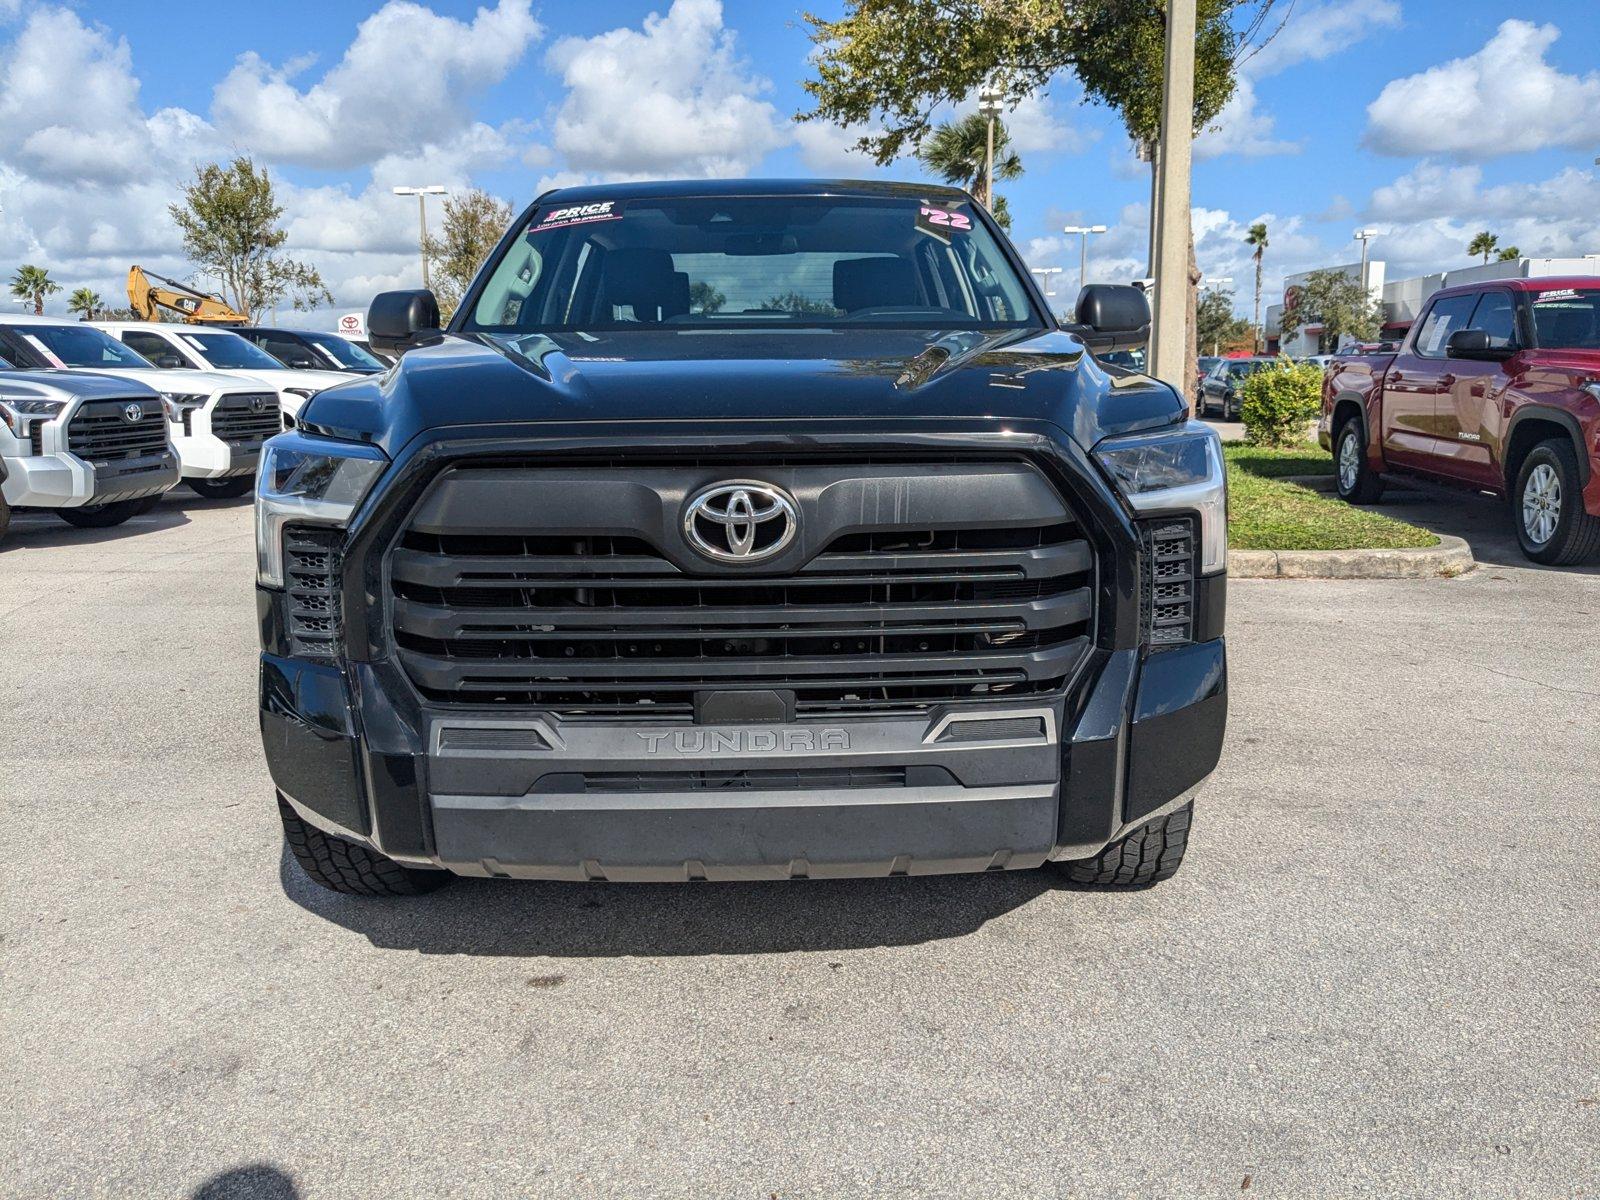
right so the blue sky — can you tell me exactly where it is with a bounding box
[3,0,1598,325]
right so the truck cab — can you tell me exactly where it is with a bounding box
[1321,277,1600,563]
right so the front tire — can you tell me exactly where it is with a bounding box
[187,476,254,500]
[1334,419,1384,504]
[278,795,451,896]
[55,498,145,528]
[0,493,11,543]
[1050,802,1193,888]
[1513,438,1600,565]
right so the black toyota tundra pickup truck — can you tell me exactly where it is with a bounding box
[256,180,1227,896]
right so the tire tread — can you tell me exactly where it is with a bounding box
[1053,802,1193,889]
[277,794,448,896]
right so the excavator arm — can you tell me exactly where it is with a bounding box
[126,266,247,325]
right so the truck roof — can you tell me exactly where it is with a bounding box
[533,177,974,206]
[1434,275,1600,297]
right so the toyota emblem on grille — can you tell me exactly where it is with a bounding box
[122,403,143,423]
[251,396,270,413]
[683,481,798,563]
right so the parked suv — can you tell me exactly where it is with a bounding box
[258,180,1228,896]
[0,316,280,499]
[1,356,178,539]
[1323,277,1600,563]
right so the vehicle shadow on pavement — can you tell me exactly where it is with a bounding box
[0,505,192,550]
[280,844,1057,957]
[189,1164,300,1199]
[1378,479,1600,575]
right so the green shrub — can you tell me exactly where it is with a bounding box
[1239,357,1323,449]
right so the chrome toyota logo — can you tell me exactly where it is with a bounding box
[251,395,270,413]
[122,403,143,422]
[683,481,798,563]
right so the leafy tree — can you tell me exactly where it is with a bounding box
[10,265,60,315]
[67,287,103,321]
[1240,357,1321,448]
[689,281,725,314]
[1468,231,1498,264]
[1245,221,1268,352]
[917,112,1023,223]
[1196,287,1253,355]
[422,188,514,320]
[799,0,1282,410]
[1278,269,1381,353]
[763,291,837,315]
[1496,246,1521,262]
[169,156,332,322]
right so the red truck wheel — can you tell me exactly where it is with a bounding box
[1514,439,1600,565]
[1334,421,1384,504]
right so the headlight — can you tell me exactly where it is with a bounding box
[0,397,65,431]
[159,392,208,419]
[1095,420,1227,573]
[254,432,387,587]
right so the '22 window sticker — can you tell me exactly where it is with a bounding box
[916,204,973,243]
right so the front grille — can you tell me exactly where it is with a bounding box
[387,460,1095,716]
[284,526,342,660]
[29,422,44,456]
[67,400,167,463]
[211,394,281,446]
[1141,517,1197,647]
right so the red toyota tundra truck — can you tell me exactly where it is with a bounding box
[1321,277,1600,564]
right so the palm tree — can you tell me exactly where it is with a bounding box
[1496,246,1521,262]
[1468,231,1498,264]
[67,287,103,321]
[918,112,1023,226]
[1245,222,1268,354]
[10,265,61,315]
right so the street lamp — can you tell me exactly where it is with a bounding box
[1029,266,1063,298]
[1062,224,1108,293]
[393,185,448,290]
[1353,228,1379,297]
[976,83,1004,208]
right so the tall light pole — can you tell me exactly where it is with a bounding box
[1149,0,1196,394]
[1062,224,1108,294]
[393,185,448,290]
[977,83,1004,208]
[1030,266,1063,298]
[1353,228,1379,298]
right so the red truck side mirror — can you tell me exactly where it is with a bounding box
[1446,329,1516,361]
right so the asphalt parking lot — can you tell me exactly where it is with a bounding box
[3,488,1596,1199]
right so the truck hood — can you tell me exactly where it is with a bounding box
[66,366,264,396]
[305,327,1184,457]
[0,368,161,403]
[221,367,355,393]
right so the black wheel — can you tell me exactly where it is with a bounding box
[187,476,254,500]
[55,498,145,528]
[1049,802,1193,888]
[1513,438,1600,565]
[1334,418,1384,504]
[278,794,451,896]
[0,492,11,543]
[132,493,164,515]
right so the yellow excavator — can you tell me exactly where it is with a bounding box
[126,266,247,325]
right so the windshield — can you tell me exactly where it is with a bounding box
[5,324,152,369]
[301,331,385,369]
[462,194,1040,334]
[1529,288,1600,350]
[180,331,287,370]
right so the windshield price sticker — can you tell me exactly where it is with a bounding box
[531,200,625,234]
[916,203,974,243]
[1536,288,1579,303]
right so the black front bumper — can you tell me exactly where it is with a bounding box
[258,419,1226,880]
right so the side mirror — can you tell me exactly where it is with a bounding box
[1446,329,1515,361]
[155,354,184,369]
[369,289,441,356]
[1067,284,1151,352]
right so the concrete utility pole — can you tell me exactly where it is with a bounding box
[393,185,448,290]
[1353,228,1379,297]
[1063,224,1108,295]
[977,83,1004,208]
[1149,0,1196,393]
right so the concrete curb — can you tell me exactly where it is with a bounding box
[1228,534,1475,579]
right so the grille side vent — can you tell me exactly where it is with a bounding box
[1140,517,1196,648]
[285,526,342,661]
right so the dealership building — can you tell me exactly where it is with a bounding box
[1264,254,1600,356]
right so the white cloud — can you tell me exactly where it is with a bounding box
[1197,0,1399,159]
[793,121,887,176]
[212,0,543,169]
[1365,20,1600,159]
[546,0,786,179]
